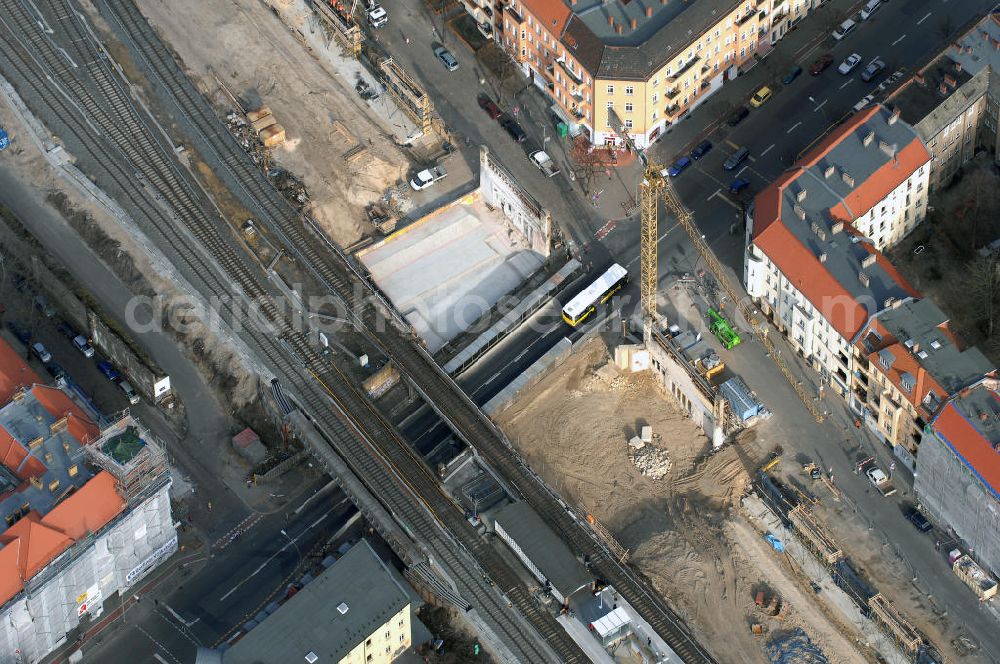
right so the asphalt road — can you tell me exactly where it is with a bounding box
[67,478,355,664]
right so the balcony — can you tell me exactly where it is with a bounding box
[665,86,680,100]
[558,59,584,85]
[738,11,756,26]
[570,88,584,101]
[665,102,680,115]
[668,56,700,82]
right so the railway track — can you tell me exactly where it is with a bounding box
[0,0,577,660]
[89,1,719,662]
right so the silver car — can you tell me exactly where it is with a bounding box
[433,46,459,72]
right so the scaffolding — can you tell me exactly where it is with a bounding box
[314,0,362,57]
[867,593,922,655]
[84,413,168,504]
[376,56,433,134]
[787,505,842,564]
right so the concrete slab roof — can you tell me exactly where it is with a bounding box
[889,57,978,130]
[752,105,928,339]
[223,540,410,664]
[493,500,592,598]
[950,11,1000,75]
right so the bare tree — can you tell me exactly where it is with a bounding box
[969,253,1000,340]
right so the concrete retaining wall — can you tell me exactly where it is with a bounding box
[253,449,307,483]
[483,337,572,416]
[88,311,170,402]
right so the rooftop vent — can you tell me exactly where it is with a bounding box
[824,164,835,178]
[863,130,875,147]
[810,222,826,241]
[888,107,901,125]
[793,204,807,220]
[931,339,942,349]
[859,271,870,287]
[819,252,828,263]
[337,602,349,615]
[832,221,844,234]
[862,254,877,268]
[305,653,319,664]
[904,338,915,348]
[842,171,855,187]
[796,188,808,202]
[917,350,929,359]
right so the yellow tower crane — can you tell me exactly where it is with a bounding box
[608,110,825,423]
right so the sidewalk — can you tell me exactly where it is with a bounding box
[648,0,864,162]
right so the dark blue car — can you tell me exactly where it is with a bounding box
[729,178,751,195]
[6,321,30,345]
[97,360,119,382]
[667,156,692,177]
[690,140,713,160]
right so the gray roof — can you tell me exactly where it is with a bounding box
[772,106,925,324]
[560,0,742,79]
[493,501,592,597]
[948,383,1000,448]
[873,298,994,395]
[224,541,410,664]
[889,55,979,130]
[950,11,1000,75]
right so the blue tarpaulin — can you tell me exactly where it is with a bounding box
[719,376,764,421]
[764,533,784,552]
[0,129,8,151]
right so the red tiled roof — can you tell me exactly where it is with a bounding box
[0,471,124,605]
[0,339,40,405]
[0,425,45,482]
[828,140,931,223]
[521,0,572,36]
[31,385,100,445]
[934,397,1000,498]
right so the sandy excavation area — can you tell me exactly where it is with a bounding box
[132,0,407,246]
[495,337,869,664]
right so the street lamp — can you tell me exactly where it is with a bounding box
[280,529,302,566]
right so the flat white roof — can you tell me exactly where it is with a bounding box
[563,264,627,318]
[591,606,630,637]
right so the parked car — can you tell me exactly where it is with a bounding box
[57,320,78,339]
[861,0,882,21]
[31,342,51,363]
[839,53,862,75]
[119,380,140,405]
[905,507,932,532]
[865,465,897,496]
[97,359,119,382]
[832,18,857,41]
[667,156,693,177]
[782,65,803,85]
[34,295,55,318]
[726,105,750,126]
[366,4,387,28]
[499,115,527,143]
[749,86,773,108]
[72,335,95,358]
[45,361,67,382]
[690,140,713,160]
[409,165,448,191]
[861,58,886,82]
[433,46,459,72]
[529,150,560,177]
[723,147,750,171]
[729,178,751,195]
[6,320,30,345]
[477,94,502,120]
[810,54,834,75]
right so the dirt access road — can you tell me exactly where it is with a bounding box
[494,337,868,664]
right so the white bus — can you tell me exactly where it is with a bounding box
[561,264,629,326]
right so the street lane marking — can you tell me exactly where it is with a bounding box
[716,195,743,211]
[892,34,906,46]
[308,511,331,530]
[736,165,749,176]
[594,219,619,241]
[814,100,828,112]
[786,122,801,134]
[218,534,303,602]
[154,655,171,664]
[917,12,932,25]
[760,144,775,156]
[839,80,853,89]
[706,188,721,201]
[725,139,741,149]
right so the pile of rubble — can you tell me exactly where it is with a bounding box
[627,427,671,479]
[224,110,309,210]
[763,628,828,663]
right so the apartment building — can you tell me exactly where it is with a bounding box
[916,381,1000,578]
[221,540,412,664]
[745,105,931,396]
[887,10,1000,190]
[501,0,765,147]
[0,342,175,662]
[850,298,993,470]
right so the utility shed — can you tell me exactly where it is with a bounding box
[492,501,592,603]
[223,540,412,664]
[719,376,764,422]
[231,427,266,464]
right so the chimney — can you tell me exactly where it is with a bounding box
[796,188,807,202]
[616,23,623,34]
[842,171,855,187]
[954,60,963,72]
[824,164,835,178]
[819,253,828,263]
[793,205,807,220]
[832,221,844,234]
[888,107,900,125]
[863,130,875,147]
[859,272,870,287]
[939,82,949,95]
[862,254,877,268]
[646,7,654,17]
[630,18,638,30]
[944,73,957,88]
[912,343,920,353]
[608,14,614,27]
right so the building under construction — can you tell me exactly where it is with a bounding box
[0,344,175,663]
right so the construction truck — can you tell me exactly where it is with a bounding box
[409,165,448,191]
[695,351,725,382]
[708,308,741,349]
[865,466,896,497]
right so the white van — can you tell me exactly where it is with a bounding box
[832,18,857,40]
[861,0,881,20]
